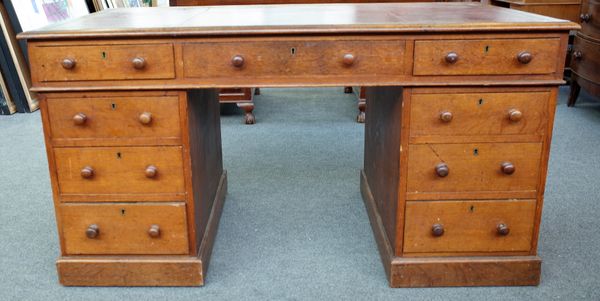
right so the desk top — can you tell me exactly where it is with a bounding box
[19,3,578,40]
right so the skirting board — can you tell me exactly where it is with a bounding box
[360,169,542,287]
[57,171,228,286]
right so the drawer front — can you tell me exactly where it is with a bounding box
[571,35,600,83]
[183,39,405,79]
[413,38,560,76]
[54,146,185,196]
[46,95,181,141]
[30,44,175,82]
[407,143,542,194]
[581,0,600,40]
[410,91,549,137]
[403,200,536,253]
[60,203,189,255]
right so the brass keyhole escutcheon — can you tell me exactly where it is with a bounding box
[484,45,490,53]
[290,47,296,55]
[102,51,107,59]
[470,205,475,212]
[111,103,117,110]
[121,209,126,216]
[478,98,484,106]
[116,152,121,159]
[473,148,479,156]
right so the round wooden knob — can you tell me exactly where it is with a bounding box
[139,112,152,125]
[132,57,146,69]
[508,109,522,122]
[86,224,99,239]
[62,58,76,69]
[81,166,94,179]
[439,111,453,122]
[573,50,583,60]
[145,165,158,178]
[342,53,355,66]
[501,162,515,175]
[497,223,510,236]
[432,224,445,237]
[435,163,449,177]
[445,52,459,64]
[580,13,591,23]
[72,112,87,125]
[148,224,160,238]
[517,51,533,64]
[231,55,245,68]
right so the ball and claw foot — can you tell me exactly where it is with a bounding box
[244,112,256,124]
[237,103,256,125]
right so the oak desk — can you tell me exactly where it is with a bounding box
[19,3,578,287]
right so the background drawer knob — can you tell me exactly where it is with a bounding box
[132,57,146,69]
[517,51,533,64]
[445,52,459,64]
[342,53,355,66]
[72,112,87,125]
[86,224,99,239]
[139,112,152,125]
[145,165,158,178]
[435,163,449,177]
[432,224,445,237]
[497,223,510,236]
[508,109,522,122]
[148,224,161,238]
[501,162,515,175]
[232,55,245,68]
[62,58,76,69]
[580,13,591,23]
[80,166,94,179]
[439,111,453,122]
[573,50,583,61]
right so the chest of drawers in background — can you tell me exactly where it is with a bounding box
[569,0,600,105]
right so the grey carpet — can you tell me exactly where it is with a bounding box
[0,87,599,300]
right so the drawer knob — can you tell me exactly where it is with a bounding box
[497,223,510,236]
[517,51,533,64]
[445,52,459,64]
[139,112,152,125]
[573,50,583,61]
[432,224,445,237]
[580,13,591,23]
[72,112,87,125]
[342,53,355,66]
[439,111,453,122]
[148,224,161,238]
[435,163,449,177]
[145,165,158,178]
[62,58,76,69]
[232,55,245,68]
[86,224,99,239]
[80,166,94,179]
[508,109,523,122]
[132,57,146,69]
[501,162,515,175]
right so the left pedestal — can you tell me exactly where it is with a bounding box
[40,89,225,286]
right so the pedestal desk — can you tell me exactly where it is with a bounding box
[18,3,578,287]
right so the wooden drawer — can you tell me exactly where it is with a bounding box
[54,146,185,196]
[46,95,181,143]
[413,38,561,76]
[571,34,600,83]
[581,0,600,40]
[183,38,405,79]
[403,199,536,254]
[30,43,175,82]
[60,202,189,255]
[410,91,549,138]
[406,143,542,196]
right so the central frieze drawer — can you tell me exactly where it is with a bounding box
[403,199,536,254]
[54,146,185,196]
[60,202,189,255]
[183,39,405,78]
[410,91,549,137]
[413,38,560,76]
[29,43,175,82]
[407,143,542,194]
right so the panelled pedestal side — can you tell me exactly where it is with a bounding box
[39,90,226,286]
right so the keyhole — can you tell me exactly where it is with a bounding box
[102,51,107,59]
[470,205,475,212]
[111,103,117,110]
[478,98,484,106]
[116,152,121,159]
[473,148,479,156]
[484,45,490,53]
[121,209,126,216]
[290,47,296,55]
